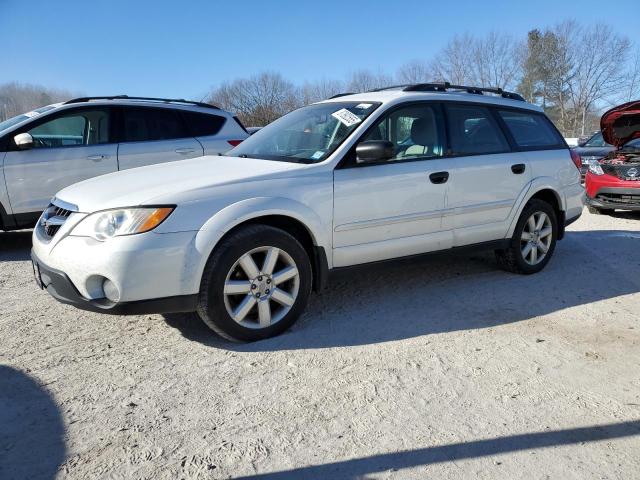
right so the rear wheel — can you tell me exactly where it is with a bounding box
[495,199,558,274]
[197,225,312,342]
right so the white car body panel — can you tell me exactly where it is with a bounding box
[31,90,585,309]
[4,143,118,213]
[117,137,203,170]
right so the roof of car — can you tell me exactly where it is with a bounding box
[58,96,230,115]
[319,84,543,112]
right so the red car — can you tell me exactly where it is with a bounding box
[585,101,640,214]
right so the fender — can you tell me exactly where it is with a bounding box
[505,176,565,239]
[187,197,332,294]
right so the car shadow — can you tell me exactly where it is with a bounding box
[0,366,66,479]
[0,231,32,262]
[164,229,640,351]
[232,420,640,479]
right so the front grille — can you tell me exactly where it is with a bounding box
[602,163,640,181]
[596,193,640,205]
[41,204,73,239]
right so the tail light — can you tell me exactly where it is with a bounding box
[570,150,582,171]
[227,140,243,147]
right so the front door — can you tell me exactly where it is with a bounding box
[333,103,452,267]
[3,107,118,214]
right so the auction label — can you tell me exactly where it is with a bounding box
[331,108,362,127]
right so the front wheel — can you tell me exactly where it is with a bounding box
[196,225,312,342]
[495,199,558,274]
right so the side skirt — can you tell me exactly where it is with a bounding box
[325,239,510,285]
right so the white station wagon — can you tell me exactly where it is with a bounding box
[31,83,584,341]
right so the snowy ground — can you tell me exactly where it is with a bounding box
[1,209,639,479]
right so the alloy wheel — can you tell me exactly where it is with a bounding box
[223,246,300,329]
[520,211,553,266]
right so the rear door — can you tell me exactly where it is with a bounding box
[442,103,531,246]
[117,106,203,170]
[3,106,118,214]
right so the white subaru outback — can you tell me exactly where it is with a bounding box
[31,83,585,342]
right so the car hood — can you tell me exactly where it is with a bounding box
[55,155,308,212]
[601,101,640,148]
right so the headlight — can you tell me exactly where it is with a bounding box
[588,162,604,176]
[71,207,174,241]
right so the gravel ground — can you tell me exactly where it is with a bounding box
[1,209,639,479]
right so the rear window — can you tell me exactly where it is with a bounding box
[123,107,188,142]
[445,104,509,155]
[498,110,564,148]
[181,111,226,137]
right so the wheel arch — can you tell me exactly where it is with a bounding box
[506,179,566,240]
[192,197,331,294]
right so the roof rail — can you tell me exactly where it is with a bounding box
[328,92,358,99]
[63,95,220,110]
[402,82,525,101]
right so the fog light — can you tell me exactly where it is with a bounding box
[103,279,121,303]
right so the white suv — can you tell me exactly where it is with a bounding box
[31,83,584,341]
[0,96,248,231]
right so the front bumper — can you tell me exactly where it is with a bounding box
[586,188,640,211]
[31,249,197,315]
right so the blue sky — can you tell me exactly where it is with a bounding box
[1,0,638,100]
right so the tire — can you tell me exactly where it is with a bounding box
[587,206,613,215]
[495,199,558,275]
[196,224,312,342]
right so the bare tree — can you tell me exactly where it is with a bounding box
[430,32,521,89]
[299,78,344,104]
[430,33,476,85]
[567,23,631,135]
[619,46,640,103]
[0,82,78,121]
[346,69,393,92]
[471,32,523,89]
[396,60,431,84]
[208,72,300,127]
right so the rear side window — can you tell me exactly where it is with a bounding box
[122,107,187,142]
[498,110,564,148]
[181,111,226,137]
[445,104,509,155]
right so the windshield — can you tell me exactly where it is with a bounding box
[584,131,610,147]
[0,105,58,134]
[228,101,380,163]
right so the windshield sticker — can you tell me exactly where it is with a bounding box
[355,103,373,109]
[311,151,324,160]
[332,108,362,127]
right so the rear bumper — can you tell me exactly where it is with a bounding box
[32,249,197,315]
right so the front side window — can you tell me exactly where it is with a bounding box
[123,107,187,142]
[27,108,110,148]
[360,104,445,161]
[498,110,564,148]
[445,104,509,155]
[228,101,380,163]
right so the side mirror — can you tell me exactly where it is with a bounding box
[356,140,394,164]
[14,132,34,150]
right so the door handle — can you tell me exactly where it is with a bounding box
[429,171,449,184]
[511,163,526,174]
[87,154,108,161]
[175,148,196,155]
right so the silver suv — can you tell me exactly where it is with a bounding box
[0,96,248,231]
